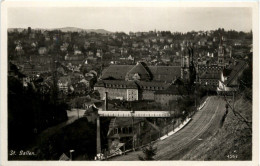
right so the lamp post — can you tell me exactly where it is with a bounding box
[225,103,229,115]
[182,110,186,122]
[70,150,74,161]
[205,82,208,96]
[194,81,198,112]
[76,100,80,119]
[130,109,135,151]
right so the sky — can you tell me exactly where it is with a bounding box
[8,7,252,33]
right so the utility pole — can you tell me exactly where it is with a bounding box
[96,92,106,159]
[205,82,208,96]
[96,92,108,159]
[96,115,101,155]
[233,91,235,111]
[194,81,197,114]
[131,109,135,151]
[77,100,80,119]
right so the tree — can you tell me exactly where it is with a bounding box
[28,27,31,34]
[8,75,68,153]
[138,143,157,160]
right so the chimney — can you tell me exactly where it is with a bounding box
[96,116,101,155]
[104,92,108,111]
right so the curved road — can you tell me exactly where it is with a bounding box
[109,96,226,160]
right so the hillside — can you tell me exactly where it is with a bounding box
[57,27,112,34]
[8,27,112,34]
[181,94,252,160]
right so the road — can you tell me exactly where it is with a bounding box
[109,96,226,160]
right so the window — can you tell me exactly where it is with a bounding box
[129,127,132,133]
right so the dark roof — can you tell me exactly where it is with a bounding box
[125,62,152,81]
[109,117,145,128]
[200,72,221,79]
[154,84,187,95]
[225,60,247,85]
[101,63,181,83]
[149,66,181,82]
[101,65,133,80]
[95,80,105,87]
[96,80,138,89]
[223,68,232,77]
[136,81,170,90]
[172,78,184,85]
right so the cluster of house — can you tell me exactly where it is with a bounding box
[94,41,249,107]
[8,28,250,103]
[8,29,251,155]
[10,28,250,75]
[9,60,97,97]
[94,43,193,107]
[57,70,97,95]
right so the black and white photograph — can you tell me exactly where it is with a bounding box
[0,1,259,165]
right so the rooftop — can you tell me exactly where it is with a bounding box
[101,62,181,83]
[225,60,247,85]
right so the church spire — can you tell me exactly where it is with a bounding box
[218,33,225,67]
[219,33,223,46]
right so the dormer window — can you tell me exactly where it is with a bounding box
[132,73,141,81]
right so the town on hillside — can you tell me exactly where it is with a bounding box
[8,27,253,161]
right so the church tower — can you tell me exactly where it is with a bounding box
[218,36,225,67]
[181,41,196,85]
[181,43,192,82]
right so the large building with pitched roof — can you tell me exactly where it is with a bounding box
[100,62,181,82]
[94,61,183,101]
[95,62,190,105]
[94,46,195,103]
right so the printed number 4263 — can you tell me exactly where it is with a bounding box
[227,154,238,159]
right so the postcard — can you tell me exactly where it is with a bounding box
[0,1,259,166]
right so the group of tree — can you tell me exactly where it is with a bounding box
[8,75,68,151]
[239,52,252,101]
[138,143,157,161]
[34,116,111,160]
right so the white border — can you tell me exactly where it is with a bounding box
[1,1,259,166]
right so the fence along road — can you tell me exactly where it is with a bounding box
[98,110,171,117]
[109,96,226,160]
